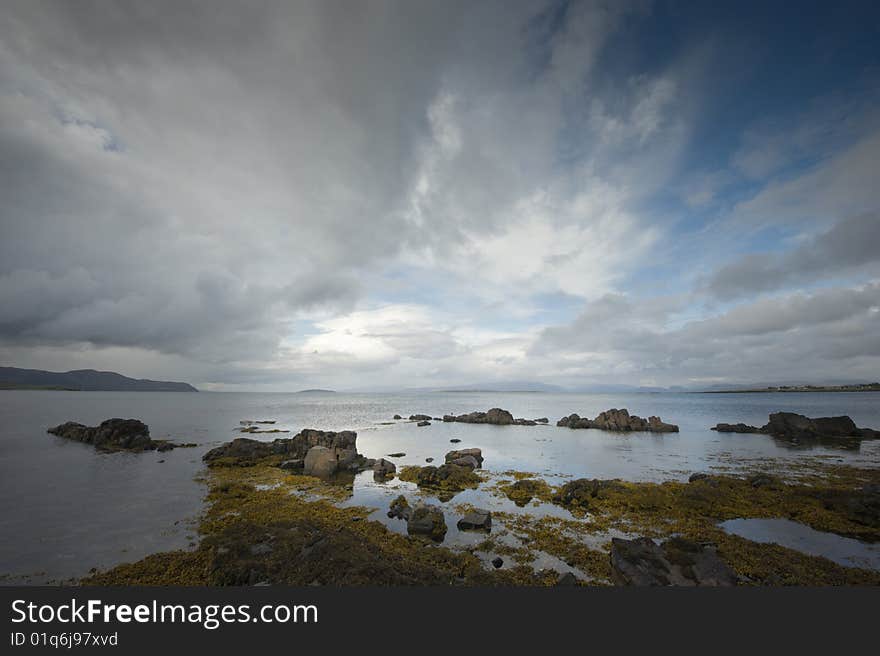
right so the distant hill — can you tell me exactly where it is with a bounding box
[296,389,336,394]
[0,367,198,392]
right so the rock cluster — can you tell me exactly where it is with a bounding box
[610,537,739,586]
[553,478,624,507]
[440,408,544,426]
[557,408,678,433]
[47,418,192,453]
[712,412,879,441]
[203,428,373,478]
[444,447,483,468]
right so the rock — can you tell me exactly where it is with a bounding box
[409,414,432,421]
[610,537,738,586]
[203,428,361,470]
[449,438,461,443]
[553,478,623,507]
[425,457,434,463]
[407,504,447,541]
[535,418,549,424]
[712,422,761,433]
[688,472,709,483]
[46,418,179,452]
[763,412,864,440]
[505,479,549,506]
[387,452,406,458]
[557,409,678,432]
[457,509,492,531]
[403,464,482,491]
[444,448,483,467]
[417,420,431,427]
[556,572,578,586]
[372,458,397,477]
[393,414,402,420]
[303,446,338,478]
[491,557,503,568]
[449,455,480,469]
[387,495,411,521]
[279,459,304,471]
[441,408,519,425]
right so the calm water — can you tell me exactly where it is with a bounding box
[1,390,879,583]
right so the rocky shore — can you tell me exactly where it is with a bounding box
[47,418,196,452]
[557,408,679,432]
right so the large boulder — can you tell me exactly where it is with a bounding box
[444,448,483,467]
[407,504,448,541]
[47,418,178,452]
[557,409,678,433]
[610,537,738,586]
[762,412,864,440]
[303,446,338,478]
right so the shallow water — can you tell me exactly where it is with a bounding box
[720,518,880,570]
[1,389,879,582]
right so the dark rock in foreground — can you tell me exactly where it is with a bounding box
[711,412,879,441]
[47,418,193,452]
[610,537,738,586]
[557,408,679,433]
[440,408,545,426]
[407,504,447,541]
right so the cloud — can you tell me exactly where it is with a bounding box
[705,212,880,299]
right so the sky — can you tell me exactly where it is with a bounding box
[1,0,879,391]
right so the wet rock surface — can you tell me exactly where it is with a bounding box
[47,418,192,452]
[444,448,483,468]
[610,537,739,586]
[557,408,679,433]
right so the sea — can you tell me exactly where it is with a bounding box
[1,390,879,583]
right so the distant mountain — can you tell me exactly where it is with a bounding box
[0,367,198,392]
[296,389,336,394]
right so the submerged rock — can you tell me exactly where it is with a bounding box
[416,420,431,427]
[407,504,447,541]
[557,409,678,433]
[47,418,188,453]
[457,509,492,531]
[610,537,738,586]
